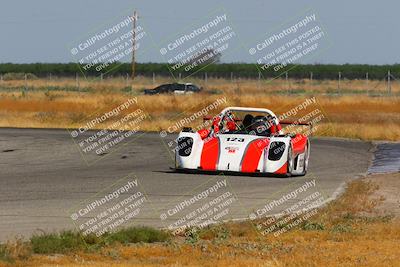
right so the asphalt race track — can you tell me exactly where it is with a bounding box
[0,128,373,241]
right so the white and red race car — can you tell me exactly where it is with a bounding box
[175,107,310,177]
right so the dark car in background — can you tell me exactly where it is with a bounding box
[144,83,202,95]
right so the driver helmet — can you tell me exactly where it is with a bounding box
[251,116,270,135]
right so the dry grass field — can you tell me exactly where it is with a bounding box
[0,76,399,141]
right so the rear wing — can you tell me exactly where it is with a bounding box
[279,120,313,136]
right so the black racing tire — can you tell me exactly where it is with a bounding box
[299,141,310,176]
[285,144,294,177]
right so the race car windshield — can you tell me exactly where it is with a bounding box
[219,110,275,136]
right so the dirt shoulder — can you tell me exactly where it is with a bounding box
[365,172,400,219]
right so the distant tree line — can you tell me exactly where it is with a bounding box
[0,62,399,80]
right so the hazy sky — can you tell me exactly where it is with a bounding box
[0,0,398,64]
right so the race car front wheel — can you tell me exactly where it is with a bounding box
[285,144,294,177]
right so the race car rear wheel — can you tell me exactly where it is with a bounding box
[300,142,310,176]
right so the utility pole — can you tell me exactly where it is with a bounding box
[76,73,80,91]
[131,10,138,81]
[338,71,341,92]
[387,70,391,94]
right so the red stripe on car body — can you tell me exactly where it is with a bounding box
[200,137,219,170]
[275,162,288,174]
[241,138,269,173]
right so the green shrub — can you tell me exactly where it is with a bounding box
[30,231,87,254]
[29,226,169,255]
[105,226,170,244]
[302,221,325,231]
[185,227,200,244]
